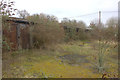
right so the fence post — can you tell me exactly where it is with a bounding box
[0,14,2,80]
[118,1,120,78]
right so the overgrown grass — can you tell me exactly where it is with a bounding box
[2,41,118,78]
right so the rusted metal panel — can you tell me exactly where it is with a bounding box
[20,26,30,49]
[3,23,18,50]
[3,17,33,51]
[9,24,18,50]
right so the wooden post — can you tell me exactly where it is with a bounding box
[118,1,120,77]
[0,14,2,80]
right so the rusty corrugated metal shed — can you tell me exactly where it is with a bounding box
[3,17,34,51]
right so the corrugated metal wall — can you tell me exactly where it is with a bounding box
[3,20,31,50]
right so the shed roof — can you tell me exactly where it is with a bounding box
[6,17,35,25]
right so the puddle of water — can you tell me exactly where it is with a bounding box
[59,54,90,65]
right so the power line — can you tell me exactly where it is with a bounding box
[58,11,118,20]
[102,11,118,13]
[58,12,98,19]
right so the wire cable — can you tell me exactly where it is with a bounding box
[58,11,118,20]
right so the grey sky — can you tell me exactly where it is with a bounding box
[13,0,119,25]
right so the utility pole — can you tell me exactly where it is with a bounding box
[99,11,101,25]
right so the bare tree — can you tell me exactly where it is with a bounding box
[0,0,17,16]
[17,10,29,19]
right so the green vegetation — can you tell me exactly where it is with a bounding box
[2,41,118,78]
[27,14,65,49]
[1,0,118,78]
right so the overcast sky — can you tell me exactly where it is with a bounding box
[13,0,119,25]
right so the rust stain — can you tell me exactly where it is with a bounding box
[3,17,33,51]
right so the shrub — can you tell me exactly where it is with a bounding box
[61,19,90,41]
[27,13,65,49]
